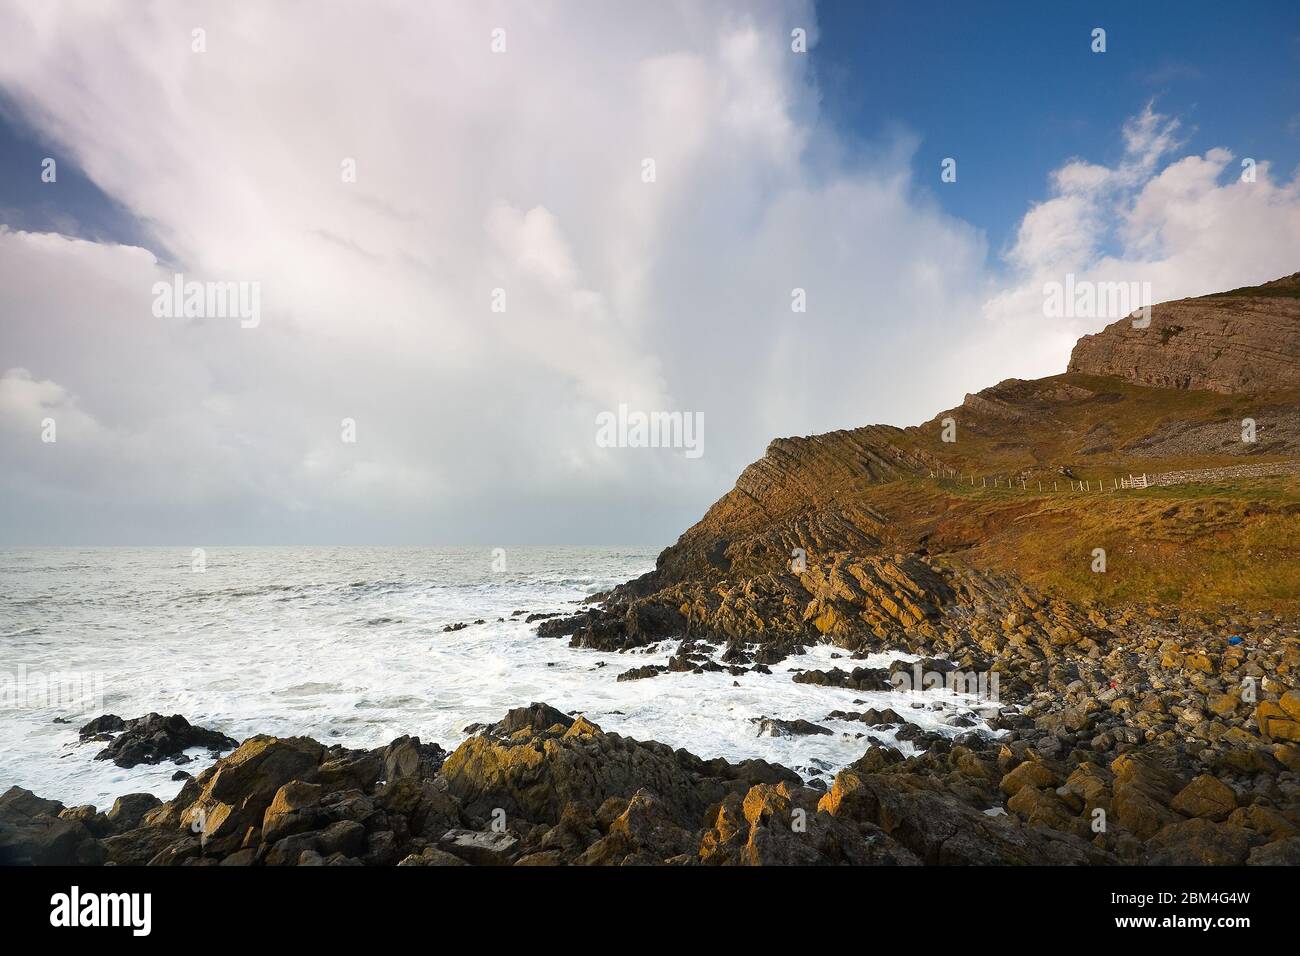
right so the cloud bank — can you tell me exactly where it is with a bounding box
[0,4,1297,545]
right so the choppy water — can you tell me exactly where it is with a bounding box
[0,547,997,808]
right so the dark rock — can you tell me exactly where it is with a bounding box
[378,735,446,782]
[106,793,163,831]
[752,717,832,738]
[78,714,125,738]
[91,713,238,769]
[438,828,520,865]
[0,787,105,865]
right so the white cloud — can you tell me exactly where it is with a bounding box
[984,104,1300,369]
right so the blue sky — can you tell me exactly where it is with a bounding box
[0,102,155,251]
[813,0,1300,258]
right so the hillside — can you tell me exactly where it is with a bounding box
[601,276,1300,615]
[541,272,1300,656]
[527,274,1300,866]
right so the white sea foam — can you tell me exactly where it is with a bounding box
[0,547,999,808]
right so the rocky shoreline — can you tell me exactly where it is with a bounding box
[4,275,1297,867]
[3,639,1298,866]
[4,556,1299,868]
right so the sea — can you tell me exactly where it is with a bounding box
[0,546,997,808]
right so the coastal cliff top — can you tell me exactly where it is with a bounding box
[1067,272,1300,394]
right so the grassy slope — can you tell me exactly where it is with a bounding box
[783,374,1300,610]
[861,475,1300,611]
[893,372,1300,480]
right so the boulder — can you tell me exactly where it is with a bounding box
[999,761,1061,796]
[1145,818,1259,866]
[378,735,446,782]
[752,717,831,738]
[1170,775,1237,821]
[0,787,105,865]
[182,736,325,841]
[57,805,112,838]
[1247,837,1300,866]
[438,828,520,866]
[698,781,920,867]
[441,711,728,827]
[106,793,163,831]
[1257,697,1300,742]
[1109,753,1183,839]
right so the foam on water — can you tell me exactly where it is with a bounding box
[0,547,1000,808]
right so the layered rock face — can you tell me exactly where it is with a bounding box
[1067,274,1300,393]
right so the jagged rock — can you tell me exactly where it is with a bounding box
[85,713,238,769]
[438,828,520,866]
[752,717,831,738]
[1145,818,1260,865]
[0,787,105,865]
[488,702,573,738]
[1256,695,1300,742]
[182,736,325,841]
[576,789,693,865]
[1247,837,1300,865]
[106,793,163,831]
[616,664,667,682]
[699,781,921,866]
[1068,275,1300,393]
[818,771,1111,865]
[57,804,112,838]
[78,715,126,737]
[1109,752,1184,839]
[1000,761,1061,796]
[442,714,728,827]
[378,735,446,781]
[1226,805,1300,842]
[792,667,891,691]
[1170,775,1237,821]
[397,846,468,866]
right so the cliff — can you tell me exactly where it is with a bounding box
[1067,273,1300,393]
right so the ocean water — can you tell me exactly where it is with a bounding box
[0,547,999,808]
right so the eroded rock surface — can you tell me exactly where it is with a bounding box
[1068,273,1300,393]
[8,701,1298,866]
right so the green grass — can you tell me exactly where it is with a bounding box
[891,373,1299,482]
[869,476,1300,610]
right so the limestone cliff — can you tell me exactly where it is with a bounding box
[1067,273,1300,393]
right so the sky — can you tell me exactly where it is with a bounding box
[1,0,1298,546]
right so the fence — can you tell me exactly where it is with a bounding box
[926,459,1299,494]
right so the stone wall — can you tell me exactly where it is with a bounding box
[1149,459,1300,487]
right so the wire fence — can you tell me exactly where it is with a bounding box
[925,459,1300,493]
